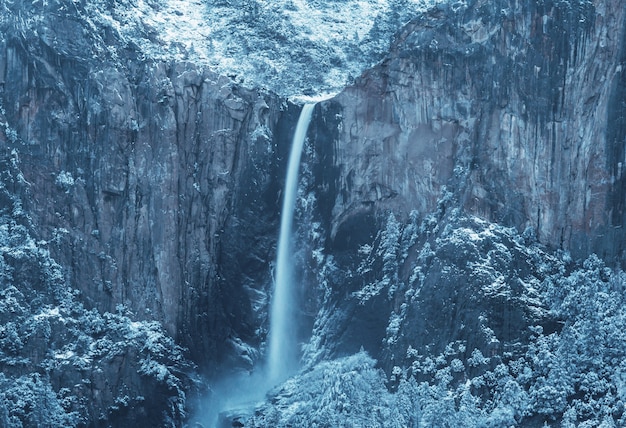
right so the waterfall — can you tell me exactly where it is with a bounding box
[204,104,317,427]
[267,103,316,385]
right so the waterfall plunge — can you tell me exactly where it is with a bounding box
[267,103,316,385]
[203,104,317,427]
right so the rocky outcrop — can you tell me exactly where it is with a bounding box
[0,1,299,375]
[296,1,626,425]
[2,0,626,425]
[315,0,626,264]
[0,150,193,427]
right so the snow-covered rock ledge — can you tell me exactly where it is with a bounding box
[84,0,451,97]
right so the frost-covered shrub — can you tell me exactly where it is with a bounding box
[467,348,489,367]
[354,212,402,303]
[54,171,75,193]
[249,351,405,427]
[0,373,79,428]
[390,254,626,427]
[528,256,626,425]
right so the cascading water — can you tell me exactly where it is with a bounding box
[205,104,316,428]
[267,103,316,385]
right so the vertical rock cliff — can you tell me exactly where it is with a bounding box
[270,0,626,426]
[0,0,299,373]
[296,0,624,363]
[318,0,625,264]
[1,0,625,426]
[0,1,303,425]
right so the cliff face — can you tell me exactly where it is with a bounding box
[317,0,626,264]
[285,1,626,426]
[0,1,297,374]
[2,0,626,426]
[0,3,308,424]
[300,0,626,362]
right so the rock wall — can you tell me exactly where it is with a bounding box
[316,0,626,264]
[0,2,295,371]
[2,0,626,424]
[297,0,626,406]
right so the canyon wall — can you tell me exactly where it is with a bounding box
[0,1,300,378]
[316,0,625,264]
[1,0,625,425]
[296,0,626,409]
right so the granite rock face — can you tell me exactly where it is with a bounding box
[295,1,626,425]
[0,2,304,424]
[0,1,297,375]
[0,149,194,427]
[315,0,626,264]
[1,0,626,426]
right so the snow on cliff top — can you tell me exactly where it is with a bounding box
[89,0,450,99]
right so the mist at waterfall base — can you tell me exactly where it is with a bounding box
[197,104,316,427]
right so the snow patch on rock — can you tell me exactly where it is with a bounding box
[87,0,450,97]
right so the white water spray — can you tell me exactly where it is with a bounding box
[202,104,316,428]
[267,103,316,385]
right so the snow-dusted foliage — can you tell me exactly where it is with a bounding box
[378,255,626,427]
[247,351,404,427]
[54,171,75,193]
[0,150,193,427]
[0,0,452,98]
[291,201,626,426]
[354,212,402,303]
[0,373,79,428]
